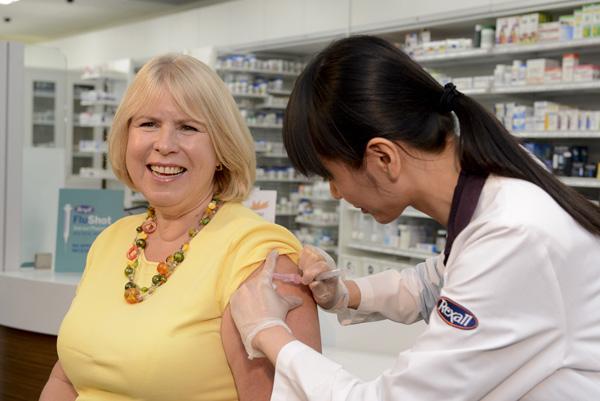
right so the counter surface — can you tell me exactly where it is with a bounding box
[0,269,79,335]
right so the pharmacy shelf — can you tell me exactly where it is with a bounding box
[268,89,292,96]
[276,211,297,217]
[256,177,312,183]
[216,67,298,78]
[415,37,600,65]
[74,123,113,128]
[232,93,268,100]
[495,81,600,94]
[559,177,600,188]
[462,81,600,97]
[347,242,438,260]
[295,217,339,228]
[299,195,338,202]
[80,100,120,107]
[78,169,115,180]
[73,152,94,158]
[32,121,55,126]
[33,91,55,98]
[247,123,283,129]
[512,131,600,139]
[81,71,128,81]
[257,152,288,158]
[256,103,287,110]
[76,148,107,154]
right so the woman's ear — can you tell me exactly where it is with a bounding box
[364,138,402,182]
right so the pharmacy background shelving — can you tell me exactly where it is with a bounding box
[215,54,340,258]
[337,2,600,277]
[65,62,147,209]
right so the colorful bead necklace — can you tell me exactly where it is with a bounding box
[123,198,222,304]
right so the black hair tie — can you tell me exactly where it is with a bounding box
[438,82,460,113]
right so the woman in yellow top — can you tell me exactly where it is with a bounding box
[39,54,321,401]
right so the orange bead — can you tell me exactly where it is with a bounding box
[125,288,139,304]
[157,262,169,276]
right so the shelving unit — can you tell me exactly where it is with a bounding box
[69,70,128,188]
[334,2,600,277]
[64,62,146,210]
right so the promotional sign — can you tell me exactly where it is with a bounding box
[55,189,124,273]
[243,189,277,223]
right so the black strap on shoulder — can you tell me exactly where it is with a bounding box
[443,171,488,265]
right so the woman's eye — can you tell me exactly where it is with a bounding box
[181,125,198,132]
[139,121,157,128]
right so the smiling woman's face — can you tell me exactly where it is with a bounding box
[125,90,218,213]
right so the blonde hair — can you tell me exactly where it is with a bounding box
[109,54,256,202]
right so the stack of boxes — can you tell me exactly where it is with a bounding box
[496,4,600,46]
[496,13,550,45]
[493,53,599,87]
[495,101,600,133]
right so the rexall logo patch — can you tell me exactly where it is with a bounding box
[436,297,478,330]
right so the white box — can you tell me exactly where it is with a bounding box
[567,110,580,131]
[544,67,563,84]
[453,77,473,90]
[527,59,559,84]
[562,53,580,82]
[573,65,600,81]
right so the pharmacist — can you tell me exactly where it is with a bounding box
[230,35,600,400]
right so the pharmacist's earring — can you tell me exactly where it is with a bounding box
[216,163,223,171]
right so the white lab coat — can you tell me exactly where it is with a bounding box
[271,176,600,401]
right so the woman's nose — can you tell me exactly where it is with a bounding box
[153,125,178,155]
[329,181,342,200]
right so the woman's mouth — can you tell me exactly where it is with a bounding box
[147,164,187,177]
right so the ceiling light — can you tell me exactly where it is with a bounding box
[0,0,21,5]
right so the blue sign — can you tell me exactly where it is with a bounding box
[55,189,124,273]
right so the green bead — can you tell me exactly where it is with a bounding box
[125,282,136,290]
[136,226,143,233]
[201,218,210,225]
[173,251,184,263]
[124,266,134,276]
[141,287,148,293]
[131,259,139,268]
[152,274,164,285]
[135,238,146,249]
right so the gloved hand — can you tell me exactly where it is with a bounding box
[299,245,349,312]
[230,250,303,359]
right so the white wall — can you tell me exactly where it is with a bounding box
[44,0,588,69]
[44,0,349,68]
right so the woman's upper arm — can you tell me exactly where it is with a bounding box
[221,254,321,401]
[39,361,77,401]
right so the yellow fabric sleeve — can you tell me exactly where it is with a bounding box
[217,222,301,311]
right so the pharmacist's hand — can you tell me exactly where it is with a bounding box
[230,250,303,359]
[299,245,349,311]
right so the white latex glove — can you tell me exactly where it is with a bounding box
[299,245,349,312]
[230,250,303,359]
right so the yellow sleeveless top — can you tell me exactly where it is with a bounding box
[57,202,301,401]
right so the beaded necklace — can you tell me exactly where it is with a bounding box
[123,198,222,304]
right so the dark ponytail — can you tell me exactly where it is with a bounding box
[283,35,600,236]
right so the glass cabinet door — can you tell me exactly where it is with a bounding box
[31,80,56,146]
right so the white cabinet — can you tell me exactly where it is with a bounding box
[24,68,67,149]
